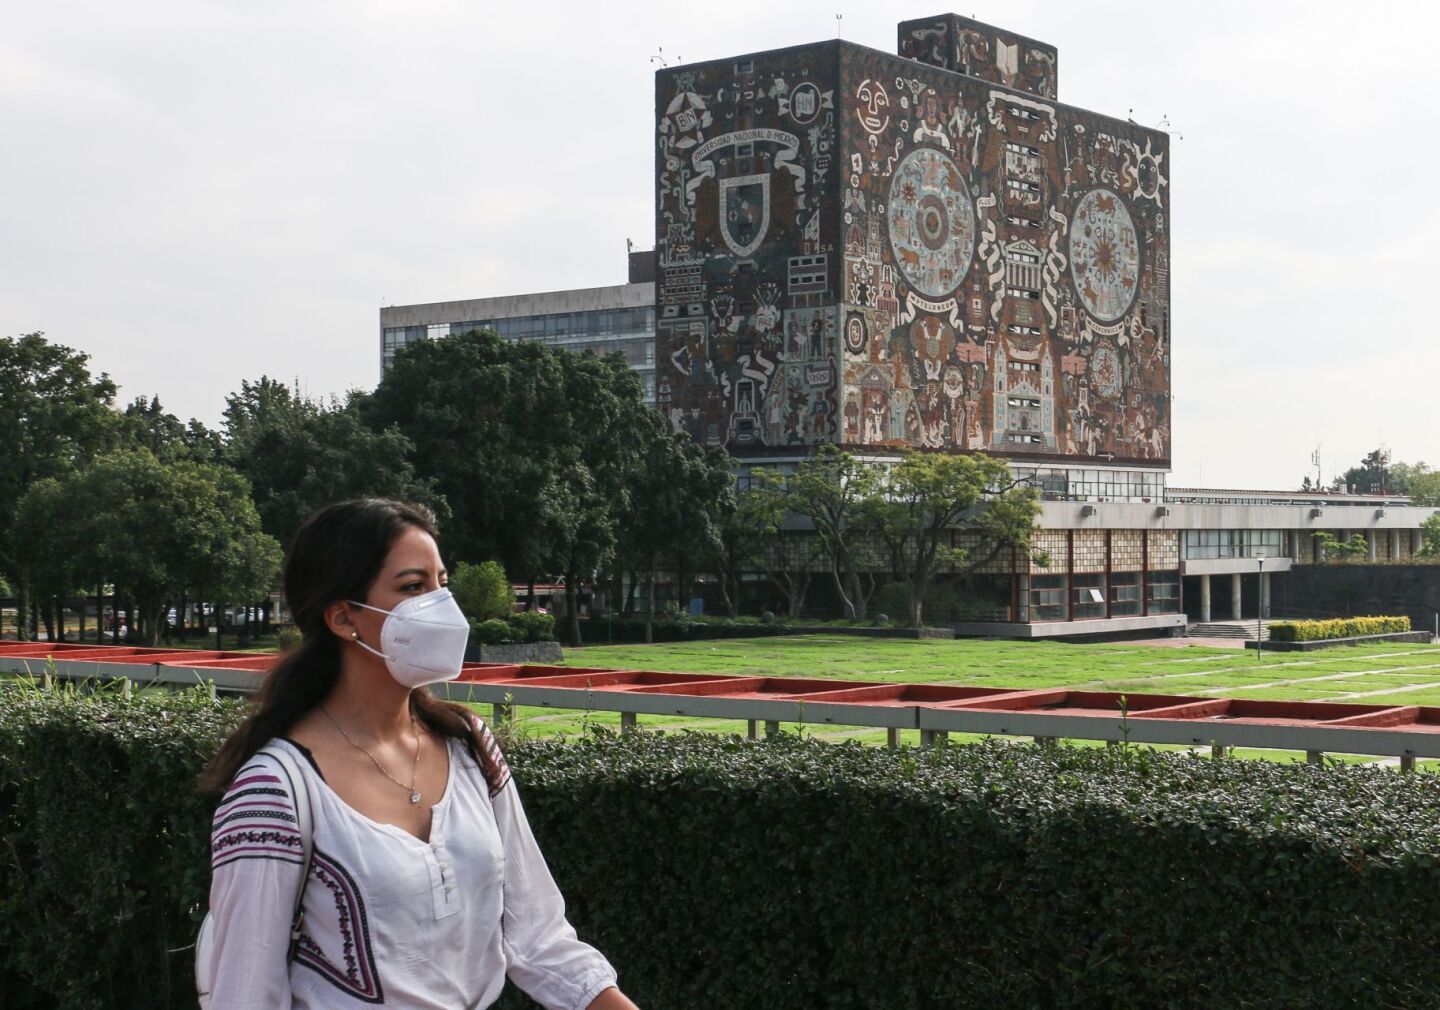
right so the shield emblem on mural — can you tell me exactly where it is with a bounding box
[719,173,770,259]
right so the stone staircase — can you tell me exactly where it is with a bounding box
[1187,620,1276,641]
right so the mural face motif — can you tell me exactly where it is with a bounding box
[887,148,976,299]
[855,79,890,135]
[1069,188,1139,322]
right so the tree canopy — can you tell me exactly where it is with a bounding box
[14,449,281,645]
[858,451,1041,627]
[224,377,443,546]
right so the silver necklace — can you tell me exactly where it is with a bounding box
[320,704,423,804]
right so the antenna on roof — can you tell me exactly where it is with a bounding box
[626,238,634,254]
[835,13,843,38]
[1156,114,1184,140]
[650,47,672,68]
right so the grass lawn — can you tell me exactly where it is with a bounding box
[477,635,1440,767]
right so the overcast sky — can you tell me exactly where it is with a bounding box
[3,0,1436,489]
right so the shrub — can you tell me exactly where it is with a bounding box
[275,625,302,650]
[1268,616,1411,642]
[469,617,516,645]
[872,581,912,620]
[451,560,515,622]
[506,609,555,643]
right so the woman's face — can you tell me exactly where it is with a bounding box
[347,526,448,645]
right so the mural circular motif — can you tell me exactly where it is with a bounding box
[844,315,867,354]
[1069,188,1140,322]
[887,147,975,299]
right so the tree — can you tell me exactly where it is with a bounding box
[1340,448,1399,495]
[1312,531,1369,563]
[14,449,282,645]
[714,471,827,620]
[451,561,514,622]
[0,333,118,639]
[224,377,442,546]
[1406,470,1440,507]
[361,331,573,576]
[782,445,882,620]
[120,395,222,464]
[1419,515,1440,558]
[611,413,732,642]
[857,451,1041,627]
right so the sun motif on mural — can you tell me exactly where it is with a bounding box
[1069,188,1139,323]
[1126,137,1167,208]
[886,147,976,299]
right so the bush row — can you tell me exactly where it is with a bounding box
[576,615,798,644]
[1268,615,1411,641]
[469,610,555,644]
[7,689,1440,1008]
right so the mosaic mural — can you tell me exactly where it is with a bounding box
[656,20,1170,465]
[898,14,1058,101]
[655,51,840,450]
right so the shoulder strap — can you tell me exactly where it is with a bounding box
[258,740,315,960]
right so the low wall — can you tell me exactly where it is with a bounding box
[1249,631,1435,652]
[464,641,564,664]
[1272,564,1440,633]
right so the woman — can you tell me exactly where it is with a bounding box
[201,498,638,1010]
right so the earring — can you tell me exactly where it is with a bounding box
[350,630,359,641]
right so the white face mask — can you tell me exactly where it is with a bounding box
[348,588,470,688]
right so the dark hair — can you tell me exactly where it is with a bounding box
[201,498,498,794]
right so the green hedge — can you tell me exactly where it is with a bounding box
[7,688,1440,1008]
[1268,615,1411,641]
[469,610,557,645]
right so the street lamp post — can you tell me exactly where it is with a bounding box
[1256,552,1265,661]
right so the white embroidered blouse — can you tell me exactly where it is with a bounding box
[204,723,617,1010]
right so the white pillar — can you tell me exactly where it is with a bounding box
[1366,530,1377,561]
[1390,529,1401,560]
[1231,573,1243,621]
[1200,574,1212,623]
[1260,572,1271,619]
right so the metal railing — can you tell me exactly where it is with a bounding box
[4,643,1439,769]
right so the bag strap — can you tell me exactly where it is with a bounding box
[258,740,315,961]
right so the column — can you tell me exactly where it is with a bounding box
[1366,530,1377,561]
[1260,572,1271,619]
[1199,573,1212,623]
[1231,572,1242,621]
[1390,529,1401,560]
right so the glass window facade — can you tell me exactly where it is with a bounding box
[1182,529,1282,560]
[1012,467,1165,503]
[381,305,657,402]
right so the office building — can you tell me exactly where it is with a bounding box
[379,252,658,402]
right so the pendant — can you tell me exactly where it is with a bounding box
[410,791,421,804]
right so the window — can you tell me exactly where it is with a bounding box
[1148,571,1179,614]
[1110,572,1141,617]
[1029,574,1066,621]
[1072,573,1106,620]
